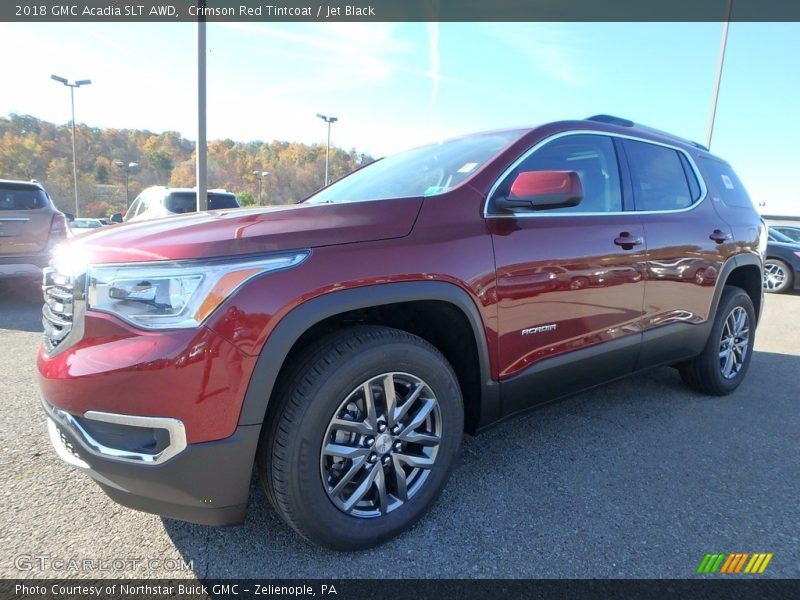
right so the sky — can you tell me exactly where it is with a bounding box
[0,21,798,215]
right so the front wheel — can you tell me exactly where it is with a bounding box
[258,326,464,550]
[679,286,755,396]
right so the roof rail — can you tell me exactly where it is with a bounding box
[689,140,709,151]
[586,114,634,127]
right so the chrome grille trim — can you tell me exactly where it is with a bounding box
[42,266,85,355]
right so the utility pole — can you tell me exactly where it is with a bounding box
[706,0,734,150]
[196,2,208,211]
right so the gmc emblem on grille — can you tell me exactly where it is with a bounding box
[521,324,557,335]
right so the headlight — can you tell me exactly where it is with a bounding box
[86,252,309,329]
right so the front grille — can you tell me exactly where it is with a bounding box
[42,267,75,352]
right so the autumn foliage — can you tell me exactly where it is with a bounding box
[0,113,373,216]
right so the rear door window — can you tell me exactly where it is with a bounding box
[623,140,696,211]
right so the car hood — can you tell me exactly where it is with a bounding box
[61,198,423,264]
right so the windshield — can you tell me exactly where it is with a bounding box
[165,192,240,214]
[769,227,796,243]
[305,131,522,205]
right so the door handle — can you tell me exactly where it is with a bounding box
[614,233,644,249]
[709,229,732,244]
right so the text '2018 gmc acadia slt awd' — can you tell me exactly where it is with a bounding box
[38,116,765,550]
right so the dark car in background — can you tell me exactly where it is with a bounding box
[0,179,68,280]
[771,225,800,243]
[764,227,800,293]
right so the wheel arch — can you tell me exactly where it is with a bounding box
[715,253,763,321]
[238,281,499,434]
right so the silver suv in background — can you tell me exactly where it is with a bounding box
[123,187,239,222]
[0,179,68,279]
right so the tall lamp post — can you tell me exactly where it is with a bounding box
[51,75,91,217]
[316,113,338,186]
[253,170,269,206]
[114,161,139,209]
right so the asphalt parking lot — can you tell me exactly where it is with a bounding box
[1,279,798,580]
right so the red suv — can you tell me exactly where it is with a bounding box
[38,116,765,550]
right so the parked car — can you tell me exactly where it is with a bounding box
[763,227,800,293]
[69,218,105,235]
[124,187,239,222]
[771,225,800,243]
[38,115,765,550]
[0,179,68,279]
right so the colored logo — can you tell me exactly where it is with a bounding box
[697,553,773,574]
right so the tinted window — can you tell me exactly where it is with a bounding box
[699,157,754,208]
[0,185,48,210]
[495,134,622,213]
[768,228,795,243]
[624,140,693,211]
[165,192,239,213]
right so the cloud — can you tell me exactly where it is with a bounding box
[215,22,410,92]
[481,23,588,86]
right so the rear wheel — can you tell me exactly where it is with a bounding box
[763,259,793,293]
[258,325,463,550]
[679,286,755,396]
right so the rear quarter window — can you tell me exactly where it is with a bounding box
[699,157,754,209]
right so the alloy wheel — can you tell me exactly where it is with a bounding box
[320,372,442,518]
[718,306,750,380]
[763,262,787,291]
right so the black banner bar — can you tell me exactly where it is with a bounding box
[2,0,800,23]
[2,579,800,600]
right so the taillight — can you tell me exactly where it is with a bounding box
[46,213,68,249]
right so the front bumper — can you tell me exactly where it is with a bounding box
[42,395,259,526]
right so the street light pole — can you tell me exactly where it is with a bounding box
[114,161,139,208]
[316,113,338,186]
[51,75,91,217]
[252,170,269,205]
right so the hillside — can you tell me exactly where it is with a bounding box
[0,113,373,216]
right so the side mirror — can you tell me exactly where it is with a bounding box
[494,170,583,212]
[110,213,123,223]
[63,212,75,222]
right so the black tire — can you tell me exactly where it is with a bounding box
[763,258,793,293]
[679,286,755,396]
[258,325,464,550]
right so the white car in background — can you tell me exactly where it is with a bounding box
[124,187,239,222]
[69,218,105,235]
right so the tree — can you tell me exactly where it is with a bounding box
[94,163,109,183]
[147,150,174,183]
